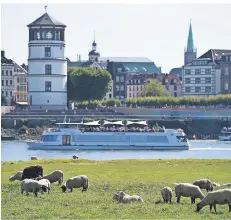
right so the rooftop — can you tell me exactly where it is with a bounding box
[199,49,231,62]
[100,57,154,63]
[27,12,66,27]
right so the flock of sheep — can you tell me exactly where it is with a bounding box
[9,165,231,214]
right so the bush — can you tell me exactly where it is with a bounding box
[18,126,27,134]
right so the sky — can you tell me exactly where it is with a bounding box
[1,3,231,73]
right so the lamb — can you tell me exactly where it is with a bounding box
[113,191,144,203]
[9,171,23,182]
[193,179,213,192]
[22,165,43,180]
[174,183,205,204]
[38,179,51,193]
[36,170,63,185]
[21,179,46,197]
[60,175,88,193]
[196,189,231,213]
[161,187,173,203]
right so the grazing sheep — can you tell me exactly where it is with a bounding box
[9,171,23,182]
[36,170,63,185]
[193,179,213,192]
[161,187,173,203]
[31,156,38,160]
[174,183,205,204]
[196,189,231,213]
[38,179,51,193]
[72,155,78,159]
[21,179,46,197]
[113,191,144,203]
[60,175,88,193]
[22,165,43,180]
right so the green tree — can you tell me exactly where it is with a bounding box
[1,94,7,106]
[68,67,112,103]
[141,78,170,97]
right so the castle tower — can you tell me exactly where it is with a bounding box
[184,20,197,65]
[27,7,67,109]
[88,31,100,62]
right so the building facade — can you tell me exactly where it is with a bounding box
[1,50,28,105]
[126,74,146,98]
[27,12,67,109]
[220,53,231,94]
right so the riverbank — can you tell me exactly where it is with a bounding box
[2,159,231,219]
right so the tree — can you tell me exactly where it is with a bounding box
[67,67,112,103]
[1,94,7,106]
[141,78,170,97]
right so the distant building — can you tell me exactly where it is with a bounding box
[182,49,231,97]
[1,50,28,105]
[126,74,146,98]
[220,53,231,94]
[27,11,67,109]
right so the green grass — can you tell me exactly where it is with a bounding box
[2,159,231,219]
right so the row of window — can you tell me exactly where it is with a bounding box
[185,69,211,75]
[41,135,58,142]
[2,79,13,86]
[185,77,212,84]
[192,61,208,66]
[185,86,212,93]
[2,70,13,76]
[116,76,125,83]
[127,92,142,98]
[116,85,124,91]
[1,90,12,97]
[222,55,231,62]
[127,79,141,84]
[115,95,125,100]
[29,30,64,41]
[128,86,143,91]
[17,77,27,84]
[17,85,27,91]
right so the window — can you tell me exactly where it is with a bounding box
[24,86,26,91]
[1,91,4,95]
[17,77,19,83]
[6,70,8,76]
[195,78,201,84]
[117,68,122,73]
[205,77,211,84]
[45,47,51,57]
[116,85,120,91]
[185,78,191,84]
[120,76,124,82]
[195,87,201,93]
[195,69,201,75]
[138,79,140,84]
[185,87,191,93]
[205,86,211,93]
[116,76,119,82]
[120,85,124,91]
[174,92,177,97]
[2,80,4,86]
[109,94,112,99]
[6,80,8,86]
[5,91,8,97]
[205,69,211,75]
[45,65,52,74]
[225,82,229,90]
[45,81,52,91]
[116,96,120,99]
[185,69,191,75]
[224,67,229,76]
[10,91,12,97]
[17,85,19,91]
[174,85,177,91]
[2,70,4,75]
[10,80,12,85]
[55,31,60,40]
[10,70,12,76]
[42,31,53,40]
[137,86,139,91]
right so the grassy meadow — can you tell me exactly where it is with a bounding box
[1,159,231,219]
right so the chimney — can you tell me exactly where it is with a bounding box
[1,50,5,57]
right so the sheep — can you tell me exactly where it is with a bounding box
[9,171,23,182]
[193,179,213,192]
[60,175,88,193]
[174,183,205,204]
[161,187,173,203]
[21,179,46,197]
[196,189,231,213]
[113,191,144,204]
[38,179,51,194]
[31,156,38,160]
[22,165,43,180]
[36,170,63,185]
[72,155,79,160]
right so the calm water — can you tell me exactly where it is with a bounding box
[1,140,231,162]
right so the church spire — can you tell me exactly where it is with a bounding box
[186,20,195,53]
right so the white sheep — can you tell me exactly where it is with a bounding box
[193,179,213,192]
[21,179,46,197]
[36,170,63,185]
[114,191,144,203]
[196,189,231,213]
[38,179,51,194]
[161,187,173,203]
[60,175,88,193]
[9,171,23,182]
[174,183,205,204]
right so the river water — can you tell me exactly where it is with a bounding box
[1,140,231,162]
